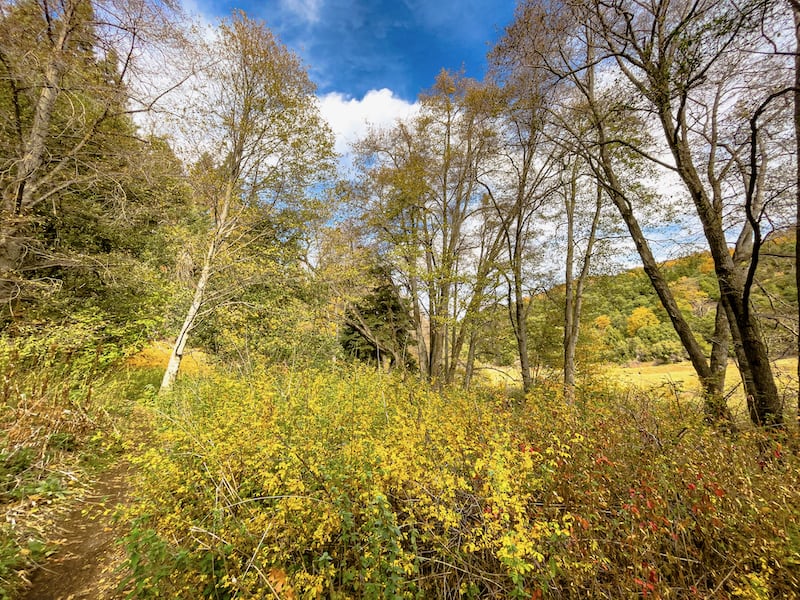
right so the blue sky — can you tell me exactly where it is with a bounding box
[187,0,518,102]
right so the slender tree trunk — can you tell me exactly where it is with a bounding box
[429,301,444,382]
[596,138,715,391]
[792,1,800,428]
[563,311,577,399]
[447,309,473,384]
[584,32,717,403]
[0,1,77,298]
[161,182,233,392]
[563,177,576,396]
[707,302,733,422]
[713,229,777,426]
[446,271,493,384]
[564,174,602,399]
[511,281,533,394]
[506,193,532,394]
[463,330,478,389]
[407,272,429,376]
[5,2,76,211]
[0,219,23,302]
[447,324,466,383]
[432,269,453,383]
[444,300,451,381]
[584,34,731,417]
[160,254,212,392]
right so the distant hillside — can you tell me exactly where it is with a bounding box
[479,231,797,368]
[579,231,796,364]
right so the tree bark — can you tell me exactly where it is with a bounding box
[791,0,800,428]
[563,171,602,399]
[658,109,781,426]
[463,330,478,389]
[160,253,212,391]
[507,181,535,395]
[160,181,233,392]
[571,19,733,418]
[563,172,576,396]
[0,0,79,299]
[406,269,430,377]
[511,280,533,394]
[594,119,719,397]
[446,229,504,385]
[707,302,733,422]
[597,0,782,426]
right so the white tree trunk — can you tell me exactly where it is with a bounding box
[160,183,233,392]
[159,257,212,392]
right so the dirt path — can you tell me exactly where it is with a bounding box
[21,462,133,600]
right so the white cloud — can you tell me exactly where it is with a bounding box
[280,0,324,23]
[318,88,419,156]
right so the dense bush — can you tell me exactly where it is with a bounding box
[124,368,800,599]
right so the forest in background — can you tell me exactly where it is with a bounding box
[1,0,799,597]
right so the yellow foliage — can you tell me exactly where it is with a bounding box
[699,255,716,273]
[123,366,800,599]
[593,314,611,330]
[626,306,659,336]
[125,341,209,375]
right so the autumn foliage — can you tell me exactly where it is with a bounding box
[124,368,800,599]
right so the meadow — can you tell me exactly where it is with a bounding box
[2,338,799,599]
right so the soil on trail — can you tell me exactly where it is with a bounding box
[21,462,133,600]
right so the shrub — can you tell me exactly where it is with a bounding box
[124,367,800,598]
[0,333,151,597]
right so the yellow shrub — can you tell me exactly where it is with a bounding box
[123,367,800,599]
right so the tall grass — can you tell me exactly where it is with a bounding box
[0,333,158,598]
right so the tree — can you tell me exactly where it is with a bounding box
[580,47,734,419]
[627,306,660,337]
[789,0,800,428]
[549,96,613,395]
[501,0,794,424]
[159,12,334,391]
[339,260,414,370]
[562,160,604,395]
[484,35,564,394]
[584,0,793,425]
[355,71,499,385]
[0,0,185,305]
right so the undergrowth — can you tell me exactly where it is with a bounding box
[0,333,159,599]
[124,366,800,599]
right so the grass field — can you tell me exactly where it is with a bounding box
[601,358,798,421]
[475,358,798,422]
[605,358,796,389]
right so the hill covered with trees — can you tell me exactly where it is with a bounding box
[517,233,798,370]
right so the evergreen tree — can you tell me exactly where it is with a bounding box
[340,262,415,370]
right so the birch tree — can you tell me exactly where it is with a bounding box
[160,12,334,391]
